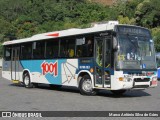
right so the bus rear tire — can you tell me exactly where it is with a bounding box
[111,90,126,96]
[79,75,97,96]
[23,72,33,88]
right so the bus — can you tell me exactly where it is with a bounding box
[156,52,160,80]
[2,21,158,95]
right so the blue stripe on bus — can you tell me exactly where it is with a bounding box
[20,59,66,85]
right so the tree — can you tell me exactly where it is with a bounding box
[151,27,160,52]
[135,0,160,28]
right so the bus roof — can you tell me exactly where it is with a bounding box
[3,21,119,46]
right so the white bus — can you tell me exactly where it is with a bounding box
[2,21,158,95]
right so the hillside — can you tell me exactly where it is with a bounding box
[91,0,134,6]
[91,0,116,5]
[0,0,160,54]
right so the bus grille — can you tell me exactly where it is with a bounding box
[133,85,149,88]
[134,78,150,82]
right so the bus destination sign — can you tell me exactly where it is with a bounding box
[117,26,150,36]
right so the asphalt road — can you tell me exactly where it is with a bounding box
[0,70,160,120]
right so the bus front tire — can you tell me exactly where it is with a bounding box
[23,73,33,88]
[79,75,97,96]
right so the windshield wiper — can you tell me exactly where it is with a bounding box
[126,34,139,48]
[126,34,142,68]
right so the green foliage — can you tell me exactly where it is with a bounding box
[118,15,136,25]
[0,0,160,55]
[0,0,113,40]
[135,0,160,28]
[112,0,143,19]
[151,27,160,52]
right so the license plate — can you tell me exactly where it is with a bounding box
[152,80,157,86]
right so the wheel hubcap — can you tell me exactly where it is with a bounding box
[82,79,92,92]
[24,76,29,86]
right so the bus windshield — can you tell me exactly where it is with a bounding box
[116,26,157,70]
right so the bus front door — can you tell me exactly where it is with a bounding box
[11,47,20,82]
[94,37,111,88]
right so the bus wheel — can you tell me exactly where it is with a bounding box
[111,90,126,96]
[23,73,33,88]
[79,75,97,96]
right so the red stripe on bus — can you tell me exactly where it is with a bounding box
[46,33,59,37]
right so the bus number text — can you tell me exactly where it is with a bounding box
[41,61,58,77]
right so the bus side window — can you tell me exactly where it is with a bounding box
[46,49,54,58]
[105,39,111,67]
[4,46,11,61]
[60,48,68,58]
[21,43,32,59]
[86,39,93,57]
[68,49,74,57]
[82,38,93,57]
[76,36,94,57]
[32,42,45,59]
[76,45,82,57]
[46,39,59,59]
[60,38,75,58]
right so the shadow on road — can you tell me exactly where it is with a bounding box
[9,83,151,98]
[97,89,151,98]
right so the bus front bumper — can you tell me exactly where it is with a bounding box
[117,77,158,90]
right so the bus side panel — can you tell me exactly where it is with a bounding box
[61,59,78,86]
[2,59,24,82]
[2,59,11,80]
[20,59,79,86]
[21,60,63,85]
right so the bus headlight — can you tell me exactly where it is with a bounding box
[126,78,132,82]
[118,75,132,82]
[119,77,124,81]
[124,75,132,82]
[124,78,132,82]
